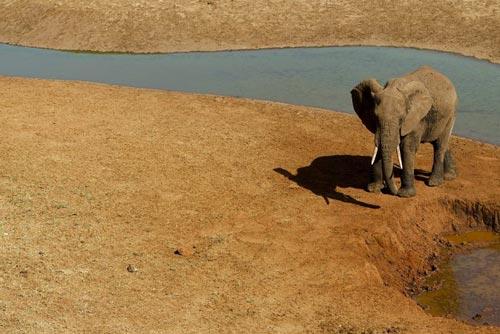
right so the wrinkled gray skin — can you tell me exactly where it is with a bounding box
[351,66,457,197]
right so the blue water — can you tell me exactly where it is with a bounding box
[0,44,498,144]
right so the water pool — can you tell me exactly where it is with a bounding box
[0,44,498,144]
[416,232,500,326]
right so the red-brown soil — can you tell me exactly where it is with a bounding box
[0,76,498,333]
[0,0,499,63]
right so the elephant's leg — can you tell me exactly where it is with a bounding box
[428,120,453,186]
[397,137,418,198]
[428,140,445,186]
[367,150,384,193]
[444,149,457,180]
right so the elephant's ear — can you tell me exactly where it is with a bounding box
[350,79,382,134]
[401,81,433,136]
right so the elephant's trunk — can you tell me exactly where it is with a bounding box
[381,146,398,195]
[380,125,399,195]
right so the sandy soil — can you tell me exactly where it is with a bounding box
[0,76,498,333]
[0,0,499,63]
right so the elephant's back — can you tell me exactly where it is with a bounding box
[410,66,458,116]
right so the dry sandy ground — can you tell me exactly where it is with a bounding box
[0,0,499,63]
[0,76,498,333]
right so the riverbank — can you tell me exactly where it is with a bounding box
[0,76,498,333]
[0,0,499,63]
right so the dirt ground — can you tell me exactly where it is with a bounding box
[0,76,498,333]
[0,0,499,63]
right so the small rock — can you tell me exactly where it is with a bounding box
[472,313,482,321]
[126,264,138,273]
[385,326,400,333]
[174,247,194,256]
[19,270,28,278]
[431,264,438,271]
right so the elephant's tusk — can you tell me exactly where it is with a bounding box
[396,145,403,169]
[449,119,455,138]
[371,146,378,165]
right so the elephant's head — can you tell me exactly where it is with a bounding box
[351,78,432,195]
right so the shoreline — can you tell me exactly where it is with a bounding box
[2,40,499,65]
[1,71,497,147]
[1,74,495,147]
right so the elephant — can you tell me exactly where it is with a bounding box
[350,66,457,197]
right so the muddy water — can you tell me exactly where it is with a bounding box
[417,232,500,325]
[0,44,499,144]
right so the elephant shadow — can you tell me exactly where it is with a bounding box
[274,155,380,209]
[393,168,431,182]
[414,169,431,182]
